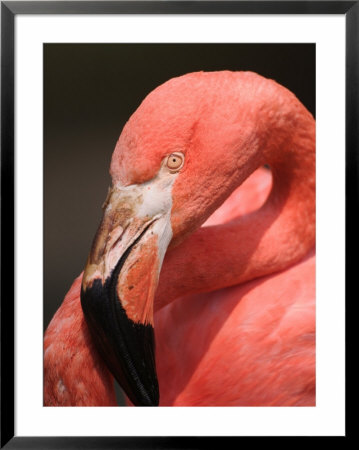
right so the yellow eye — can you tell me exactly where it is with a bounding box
[166,152,184,172]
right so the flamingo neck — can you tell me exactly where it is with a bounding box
[155,86,315,311]
[44,275,117,406]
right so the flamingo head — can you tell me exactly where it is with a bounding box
[80,72,265,406]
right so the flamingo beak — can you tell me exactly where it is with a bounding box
[80,179,173,406]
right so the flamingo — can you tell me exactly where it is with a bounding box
[44,71,315,407]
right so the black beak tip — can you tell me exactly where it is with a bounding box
[136,389,159,407]
[81,279,160,407]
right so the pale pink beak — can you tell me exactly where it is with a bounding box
[81,182,173,406]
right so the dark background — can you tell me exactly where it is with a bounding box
[44,43,315,330]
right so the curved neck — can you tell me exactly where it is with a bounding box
[44,275,117,406]
[155,87,315,311]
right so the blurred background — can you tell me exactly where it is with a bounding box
[44,43,315,403]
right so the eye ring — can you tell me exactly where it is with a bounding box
[166,152,185,172]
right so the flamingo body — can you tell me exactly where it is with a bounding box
[155,252,315,406]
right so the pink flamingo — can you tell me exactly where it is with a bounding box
[44,71,315,406]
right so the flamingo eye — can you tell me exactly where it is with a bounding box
[166,152,184,172]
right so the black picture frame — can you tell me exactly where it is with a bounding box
[1,1,355,447]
